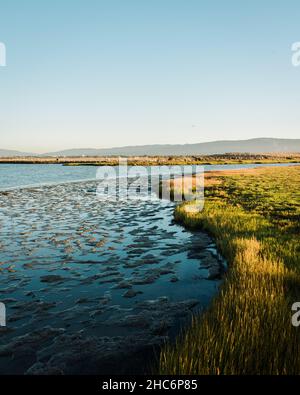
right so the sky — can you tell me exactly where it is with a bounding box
[0,0,299,153]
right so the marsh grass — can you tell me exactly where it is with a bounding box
[159,166,300,375]
[1,153,300,166]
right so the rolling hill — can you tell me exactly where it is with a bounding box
[43,138,300,157]
[1,138,300,157]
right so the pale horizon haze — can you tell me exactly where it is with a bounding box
[0,1,300,153]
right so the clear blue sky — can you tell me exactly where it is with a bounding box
[0,0,299,153]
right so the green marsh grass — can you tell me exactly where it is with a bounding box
[159,166,300,375]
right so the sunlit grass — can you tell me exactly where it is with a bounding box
[159,166,300,375]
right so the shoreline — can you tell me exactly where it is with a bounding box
[0,162,300,194]
[0,153,300,166]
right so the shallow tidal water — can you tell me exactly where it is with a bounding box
[0,169,225,375]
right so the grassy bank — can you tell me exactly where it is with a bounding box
[62,154,300,166]
[0,153,300,166]
[159,166,300,374]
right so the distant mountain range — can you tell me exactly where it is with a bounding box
[0,149,35,157]
[1,138,300,157]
